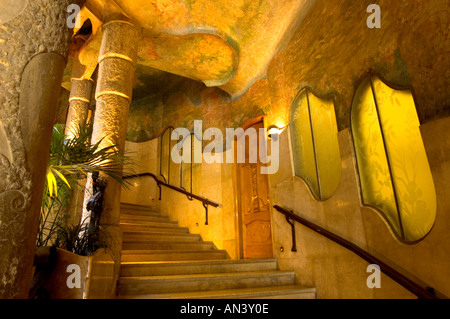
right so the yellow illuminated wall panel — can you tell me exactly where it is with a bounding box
[351,76,436,242]
[290,89,342,200]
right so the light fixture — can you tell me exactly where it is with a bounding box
[267,125,287,139]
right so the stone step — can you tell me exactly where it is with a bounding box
[120,223,189,233]
[122,240,216,251]
[120,203,154,211]
[121,250,229,262]
[120,220,179,229]
[118,271,296,295]
[120,209,162,217]
[120,203,161,217]
[122,231,202,242]
[118,286,316,299]
[120,214,171,223]
[117,205,314,300]
[120,259,278,277]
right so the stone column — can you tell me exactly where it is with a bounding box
[0,0,80,299]
[64,34,99,139]
[64,65,95,227]
[89,19,139,287]
[65,77,95,138]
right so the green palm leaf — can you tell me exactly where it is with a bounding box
[38,123,134,248]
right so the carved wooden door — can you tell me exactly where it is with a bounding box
[237,121,273,259]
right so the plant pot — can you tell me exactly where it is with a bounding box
[35,247,115,299]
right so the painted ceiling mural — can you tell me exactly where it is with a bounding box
[61,0,318,142]
[60,0,450,143]
[110,0,316,97]
[67,0,317,98]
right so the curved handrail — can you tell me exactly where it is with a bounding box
[273,205,439,299]
[123,172,221,225]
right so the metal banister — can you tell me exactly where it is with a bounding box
[123,172,220,225]
[273,205,440,299]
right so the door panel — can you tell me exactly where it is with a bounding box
[237,121,273,259]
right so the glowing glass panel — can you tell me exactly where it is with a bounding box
[290,89,341,200]
[309,92,342,200]
[352,76,436,242]
[373,77,436,242]
[352,78,401,236]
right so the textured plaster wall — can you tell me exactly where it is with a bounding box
[120,139,161,209]
[234,0,450,131]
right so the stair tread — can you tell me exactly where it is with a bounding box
[120,213,163,218]
[119,259,277,276]
[122,249,227,255]
[120,208,162,215]
[123,235,202,243]
[122,240,215,245]
[123,229,195,234]
[121,203,154,210]
[121,225,187,229]
[120,221,177,226]
[119,270,295,283]
[122,231,199,238]
[120,258,277,266]
[122,241,215,248]
[120,218,172,224]
[121,212,166,217]
[120,226,189,233]
[121,252,229,262]
[118,285,316,299]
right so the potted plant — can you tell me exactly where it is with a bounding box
[29,123,132,299]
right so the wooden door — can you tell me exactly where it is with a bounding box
[237,121,273,259]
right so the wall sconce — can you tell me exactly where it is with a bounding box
[267,125,287,139]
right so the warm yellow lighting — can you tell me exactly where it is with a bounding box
[290,89,341,200]
[352,78,400,235]
[267,125,287,139]
[352,76,436,242]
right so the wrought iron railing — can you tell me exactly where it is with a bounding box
[123,173,220,225]
[124,127,219,225]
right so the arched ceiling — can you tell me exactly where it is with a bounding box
[64,0,317,99]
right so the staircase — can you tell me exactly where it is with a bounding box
[117,203,316,299]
